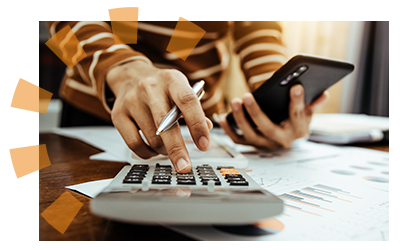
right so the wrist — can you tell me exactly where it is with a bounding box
[106,60,153,97]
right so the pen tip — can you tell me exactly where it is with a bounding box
[156,130,163,136]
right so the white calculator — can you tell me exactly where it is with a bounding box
[91,161,283,225]
[91,129,283,225]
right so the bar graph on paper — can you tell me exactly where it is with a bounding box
[250,171,363,217]
[246,169,388,240]
[277,184,362,217]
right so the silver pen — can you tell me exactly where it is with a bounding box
[156,80,205,136]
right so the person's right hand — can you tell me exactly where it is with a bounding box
[106,60,213,173]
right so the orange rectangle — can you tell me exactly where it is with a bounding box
[10,144,51,178]
[109,7,138,45]
[108,7,139,21]
[222,172,240,176]
[11,79,52,114]
[45,25,87,68]
[166,17,206,61]
[111,21,138,44]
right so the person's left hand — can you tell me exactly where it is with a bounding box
[215,84,329,150]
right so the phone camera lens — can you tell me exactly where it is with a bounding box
[280,79,289,85]
[298,65,308,72]
[281,65,308,85]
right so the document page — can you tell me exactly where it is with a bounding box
[167,144,389,241]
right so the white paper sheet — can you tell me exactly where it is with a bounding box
[52,126,132,162]
[167,146,389,241]
[60,127,389,241]
[66,179,112,198]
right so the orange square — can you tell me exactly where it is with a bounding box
[46,25,87,68]
[41,191,83,234]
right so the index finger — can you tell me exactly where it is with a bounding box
[167,74,211,152]
[160,123,192,173]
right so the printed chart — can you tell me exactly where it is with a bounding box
[168,143,389,241]
[278,184,361,217]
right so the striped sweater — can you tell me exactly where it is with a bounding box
[46,21,287,122]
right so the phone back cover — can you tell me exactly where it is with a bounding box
[227,54,354,127]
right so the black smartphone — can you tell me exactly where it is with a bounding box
[226,54,355,128]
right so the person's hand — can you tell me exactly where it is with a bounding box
[216,84,329,150]
[106,60,213,173]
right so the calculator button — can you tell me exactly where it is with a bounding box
[153,176,171,180]
[197,170,215,174]
[177,176,195,180]
[132,164,149,168]
[153,172,171,176]
[123,178,142,184]
[154,168,172,172]
[126,173,146,178]
[220,168,239,173]
[200,176,219,180]
[126,174,144,179]
[128,170,146,174]
[230,180,249,186]
[156,164,172,168]
[220,171,240,175]
[204,173,217,177]
[217,166,234,170]
[177,179,196,185]
[130,167,148,170]
[155,166,172,170]
[196,166,213,171]
[176,173,194,177]
[152,179,171,184]
[200,177,219,181]
[227,177,246,182]
[154,170,171,175]
[224,174,243,179]
[130,168,148,172]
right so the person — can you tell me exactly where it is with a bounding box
[46,21,328,173]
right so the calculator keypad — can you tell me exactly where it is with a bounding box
[152,163,172,184]
[123,164,149,184]
[123,164,249,187]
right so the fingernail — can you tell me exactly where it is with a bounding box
[243,94,253,106]
[231,100,240,112]
[212,113,220,123]
[294,85,302,96]
[177,158,189,172]
[198,136,209,150]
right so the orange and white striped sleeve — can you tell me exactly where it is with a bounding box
[46,21,151,121]
[232,21,288,91]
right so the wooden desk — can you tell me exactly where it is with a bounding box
[39,133,388,240]
[39,133,193,241]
